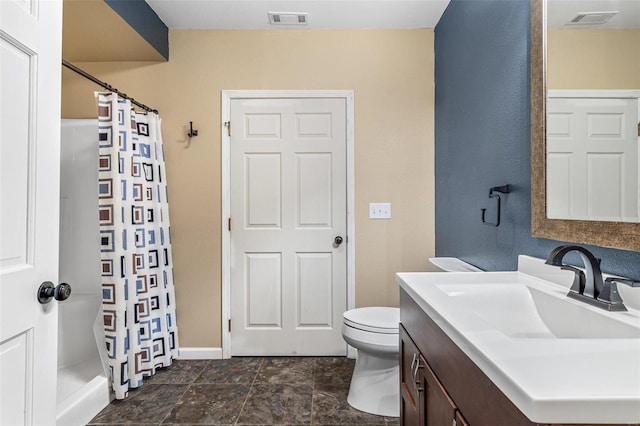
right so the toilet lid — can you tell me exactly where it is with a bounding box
[343,307,399,334]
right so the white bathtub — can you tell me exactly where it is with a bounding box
[56,295,111,425]
[57,120,112,425]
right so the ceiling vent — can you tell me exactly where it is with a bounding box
[568,11,618,25]
[268,12,308,26]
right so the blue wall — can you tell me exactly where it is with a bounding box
[434,0,640,277]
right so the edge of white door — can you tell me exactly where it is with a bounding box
[1,0,63,423]
[220,90,355,359]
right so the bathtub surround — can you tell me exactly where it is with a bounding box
[58,120,112,423]
[98,94,179,398]
[434,0,640,277]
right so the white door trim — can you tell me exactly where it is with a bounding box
[548,90,640,99]
[221,90,355,359]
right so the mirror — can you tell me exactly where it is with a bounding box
[546,0,640,223]
[530,0,640,251]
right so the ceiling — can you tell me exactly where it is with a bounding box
[547,0,640,29]
[145,0,640,31]
[62,0,640,63]
[144,0,452,29]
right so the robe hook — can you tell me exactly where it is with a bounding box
[188,121,198,138]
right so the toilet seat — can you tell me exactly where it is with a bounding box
[343,307,399,334]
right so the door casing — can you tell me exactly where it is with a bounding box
[221,90,355,359]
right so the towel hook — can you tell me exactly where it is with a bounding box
[187,121,198,138]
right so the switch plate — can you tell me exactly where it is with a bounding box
[369,203,391,219]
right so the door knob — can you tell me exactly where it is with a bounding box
[37,281,72,304]
[334,236,344,246]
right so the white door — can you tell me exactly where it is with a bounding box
[1,0,63,424]
[547,96,639,222]
[230,98,347,356]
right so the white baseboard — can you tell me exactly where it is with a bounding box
[177,347,223,360]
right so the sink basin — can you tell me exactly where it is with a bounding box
[397,265,640,424]
[436,283,640,339]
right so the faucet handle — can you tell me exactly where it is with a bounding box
[599,278,625,305]
[605,277,640,288]
[561,265,585,295]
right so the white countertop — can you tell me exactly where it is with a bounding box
[397,261,640,424]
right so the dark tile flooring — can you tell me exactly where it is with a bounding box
[89,357,399,425]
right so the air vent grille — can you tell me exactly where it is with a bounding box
[568,11,618,25]
[268,12,308,26]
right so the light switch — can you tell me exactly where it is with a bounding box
[369,203,391,219]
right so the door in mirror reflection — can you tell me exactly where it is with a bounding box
[546,91,639,222]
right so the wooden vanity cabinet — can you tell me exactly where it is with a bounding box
[400,288,638,426]
[400,324,469,426]
[400,325,420,426]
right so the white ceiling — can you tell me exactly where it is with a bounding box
[144,0,640,31]
[547,0,640,29]
[144,0,452,29]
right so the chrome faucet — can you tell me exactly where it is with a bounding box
[545,245,639,312]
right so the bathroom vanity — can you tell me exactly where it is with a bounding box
[401,291,522,425]
[398,260,640,426]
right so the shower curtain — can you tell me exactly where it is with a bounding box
[97,93,179,399]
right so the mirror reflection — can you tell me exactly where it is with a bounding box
[546,0,640,222]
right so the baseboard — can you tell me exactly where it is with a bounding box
[177,347,223,360]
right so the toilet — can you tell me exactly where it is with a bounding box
[342,306,400,417]
[342,259,479,417]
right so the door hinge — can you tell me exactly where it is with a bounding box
[228,318,232,332]
[637,121,639,137]
[225,121,231,137]
[228,217,231,231]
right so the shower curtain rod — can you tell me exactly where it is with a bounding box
[62,60,158,114]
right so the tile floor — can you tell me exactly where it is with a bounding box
[89,357,399,425]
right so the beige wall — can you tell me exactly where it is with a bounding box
[547,29,640,89]
[62,0,165,62]
[62,29,436,348]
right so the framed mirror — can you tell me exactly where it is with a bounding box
[530,0,640,251]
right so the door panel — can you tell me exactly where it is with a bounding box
[0,332,29,425]
[0,38,31,273]
[296,252,333,328]
[230,98,347,356]
[0,0,62,424]
[245,253,282,328]
[547,97,639,222]
[297,154,332,227]
[245,154,281,228]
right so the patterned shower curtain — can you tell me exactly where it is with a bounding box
[97,93,179,399]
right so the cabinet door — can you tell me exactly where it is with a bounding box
[400,325,421,425]
[421,354,457,425]
[401,384,421,426]
[455,410,470,426]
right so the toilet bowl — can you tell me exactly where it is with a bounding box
[342,307,400,417]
